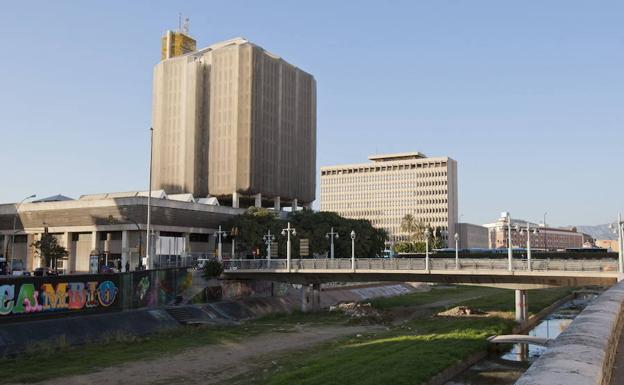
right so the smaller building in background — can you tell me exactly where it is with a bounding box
[596,239,620,252]
[0,191,244,274]
[483,214,585,250]
[456,223,488,249]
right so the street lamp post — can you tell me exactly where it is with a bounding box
[263,230,275,268]
[543,212,548,251]
[214,225,227,262]
[230,226,239,259]
[146,127,154,269]
[126,217,142,271]
[454,233,459,270]
[424,228,431,271]
[325,227,339,259]
[10,194,36,268]
[281,222,296,272]
[519,223,539,271]
[618,214,624,273]
[350,230,356,272]
[609,214,623,274]
[505,212,513,271]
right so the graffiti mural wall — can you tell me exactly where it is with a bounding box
[132,269,192,308]
[221,280,274,300]
[0,268,191,324]
[0,274,120,322]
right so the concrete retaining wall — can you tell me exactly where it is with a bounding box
[516,281,624,385]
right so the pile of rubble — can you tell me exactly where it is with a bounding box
[330,302,384,322]
[437,306,486,317]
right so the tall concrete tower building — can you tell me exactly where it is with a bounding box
[152,35,317,208]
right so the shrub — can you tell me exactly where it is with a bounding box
[203,260,224,278]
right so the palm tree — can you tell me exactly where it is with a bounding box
[414,221,427,242]
[401,214,429,243]
[400,214,416,240]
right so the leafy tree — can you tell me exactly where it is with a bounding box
[424,225,446,249]
[203,260,224,278]
[393,241,427,253]
[31,233,68,269]
[394,223,446,253]
[223,209,388,258]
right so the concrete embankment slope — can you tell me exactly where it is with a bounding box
[516,281,624,385]
[201,282,424,320]
[0,282,424,356]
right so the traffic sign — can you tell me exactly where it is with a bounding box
[300,238,309,257]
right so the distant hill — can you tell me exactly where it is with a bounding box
[574,224,617,240]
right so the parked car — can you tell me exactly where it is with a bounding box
[100,265,119,274]
[195,258,211,269]
[33,267,59,277]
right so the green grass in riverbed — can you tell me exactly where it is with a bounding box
[231,287,576,385]
[368,285,502,309]
[0,311,349,384]
[234,317,514,385]
[0,286,575,384]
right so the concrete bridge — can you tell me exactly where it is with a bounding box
[223,257,621,319]
[223,258,620,289]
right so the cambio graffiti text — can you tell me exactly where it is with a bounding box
[0,280,118,316]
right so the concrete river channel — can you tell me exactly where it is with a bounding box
[444,292,598,385]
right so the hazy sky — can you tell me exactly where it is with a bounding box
[1,1,622,226]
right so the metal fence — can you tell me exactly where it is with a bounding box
[153,253,218,269]
[223,258,619,273]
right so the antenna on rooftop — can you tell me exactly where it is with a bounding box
[178,12,182,31]
[183,17,190,34]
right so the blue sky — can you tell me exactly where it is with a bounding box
[0,1,622,226]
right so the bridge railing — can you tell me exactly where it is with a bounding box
[223,258,618,273]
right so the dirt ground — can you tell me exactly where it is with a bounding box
[21,325,378,385]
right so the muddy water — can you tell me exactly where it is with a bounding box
[444,293,597,385]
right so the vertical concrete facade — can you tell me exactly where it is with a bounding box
[152,37,316,206]
[457,223,489,249]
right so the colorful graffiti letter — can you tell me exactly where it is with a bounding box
[67,282,87,309]
[97,281,117,307]
[0,285,14,315]
[40,283,69,311]
[13,284,42,313]
[85,281,99,308]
